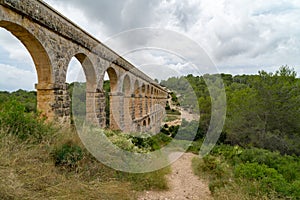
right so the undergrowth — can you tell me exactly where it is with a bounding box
[0,101,170,199]
[192,143,300,199]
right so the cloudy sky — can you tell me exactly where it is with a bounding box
[0,0,300,91]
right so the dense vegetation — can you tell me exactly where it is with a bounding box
[192,144,300,199]
[1,66,299,199]
[0,91,170,199]
[161,66,300,156]
[161,66,300,199]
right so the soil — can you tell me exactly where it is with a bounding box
[138,153,212,200]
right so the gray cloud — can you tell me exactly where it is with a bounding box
[172,1,201,31]
[47,0,161,34]
[1,0,300,92]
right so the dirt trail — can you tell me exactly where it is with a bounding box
[138,153,212,200]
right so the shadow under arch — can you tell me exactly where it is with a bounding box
[0,20,54,119]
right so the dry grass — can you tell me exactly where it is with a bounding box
[0,126,169,200]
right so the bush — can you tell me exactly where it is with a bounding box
[235,162,290,196]
[238,148,300,182]
[238,148,279,167]
[131,133,172,151]
[166,109,181,115]
[187,140,203,154]
[193,145,300,199]
[52,140,83,168]
[290,180,300,197]
[0,100,48,141]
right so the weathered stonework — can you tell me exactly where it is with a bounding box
[0,0,168,133]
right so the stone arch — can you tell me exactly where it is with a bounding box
[106,67,118,93]
[134,80,140,95]
[0,20,55,120]
[141,83,146,93]
[122,74,131,96]
[0,21,52,84]
[104,67,120,130]
[72,53,97,91]
[65,53,97,124]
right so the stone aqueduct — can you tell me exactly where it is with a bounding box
[0,0,169,133]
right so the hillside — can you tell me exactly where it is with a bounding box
[0,66,299,199]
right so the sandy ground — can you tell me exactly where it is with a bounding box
[138,153,212,200]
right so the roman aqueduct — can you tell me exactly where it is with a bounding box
[0,0,169,133]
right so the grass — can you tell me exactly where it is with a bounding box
[166,109,181,116]
[164,115,180,122]
[0,122,170,199]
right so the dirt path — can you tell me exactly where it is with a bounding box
[180,108,199,122]
[138,153,212,200]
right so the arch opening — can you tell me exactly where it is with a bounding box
[0,21,53,119]
[122,75,131,132]
[66,54,96,124]
[104,67,118,129]
[0,21,52,84]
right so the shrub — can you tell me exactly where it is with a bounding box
[52,140,83,168]
[0,100,48,141]
[238,148,300,182]
[187,140,203,154]
[235,163,288,195]
[290,180,300,198]
[238,148,279,167]
[166,109,181,115]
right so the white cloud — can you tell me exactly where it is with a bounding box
[0,28,34,69]
[0,64,37,91]
[66,58,86,83]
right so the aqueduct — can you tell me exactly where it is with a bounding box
[0,0,168,133]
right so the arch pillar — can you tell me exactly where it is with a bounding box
[123,92,132,132]
[35,83,70,124]
[86,90,106,127]
[109,92,123,130]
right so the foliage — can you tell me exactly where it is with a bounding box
[164,115,180,122]
[0,100,170,198]
[235,162,289,195]
[52,140,83,168]
[68,82,86,118]
[162,66,300,155]
[193,144,300,199]
[104,80,111,127]
[105,130,172,153]
[0,100,51,141]
[166,109,181,115]
[0,89,37,112]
